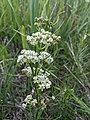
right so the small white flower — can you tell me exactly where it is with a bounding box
[26,35,31,40]
[39,84,45,91]
[41,29,45,33]
[21,49,26,54]
[31,99,37,106]
[24,95,32,102]
[47,38,53,42]
[32,89,35,94]
[45,83,51,89]
[84,34,87,39]
[41,99,46,110]
[51,96,55,100]
[45,56,53,64]
[39,68,44,73]
[17,55,23,63]
[57,36,61,40]
[22,67,32,76]
[22,103,27,109]
[27,35,38,45]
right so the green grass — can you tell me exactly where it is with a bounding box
[0,0,90,119]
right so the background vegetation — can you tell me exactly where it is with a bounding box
[0,0,90,119]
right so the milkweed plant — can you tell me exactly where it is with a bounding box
[17,17,61,117]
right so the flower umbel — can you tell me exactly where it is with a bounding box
[17,50,39,64]
[26,29,61,46]
[33,71,51,91]
[39,51,53,64]
[22,95,37,109]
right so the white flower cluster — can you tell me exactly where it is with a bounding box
[17,50,53,65]
[39,51,53,64]
[40,96,55,110]
[27,29,61,46]
[33,71,51,91]
[21,66,51,91]
[41,99,46,110]
[22,95,37,109]
[22,67,51,91]
[22,94,55,109]
[17,49,39,64]
[22,66,32,76]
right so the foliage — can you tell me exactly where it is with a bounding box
[0,0,90,119]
